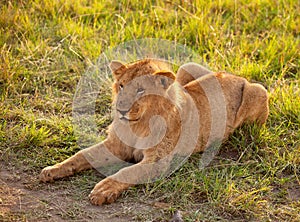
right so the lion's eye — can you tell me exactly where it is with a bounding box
[137,88,145,94]
[119,84,123,91]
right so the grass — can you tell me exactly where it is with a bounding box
[0,0,299,221]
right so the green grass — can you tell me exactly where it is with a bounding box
[0,0,299,221]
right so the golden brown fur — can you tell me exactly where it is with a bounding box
[39,59,269,205]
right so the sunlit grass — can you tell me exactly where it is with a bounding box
[0,0,299,221]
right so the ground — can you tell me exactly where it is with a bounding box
[0,0,299,221]
[0,162,171,221]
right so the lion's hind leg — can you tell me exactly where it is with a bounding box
[176,62,212,86]
[234,82,269,128]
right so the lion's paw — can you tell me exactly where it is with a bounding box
[39,165,64,182]
[89,178,123,205]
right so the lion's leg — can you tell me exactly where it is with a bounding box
[89,155,168,205]
[176,62,212,86]
[39,149,92,182]
[234,83,269,128]
[39,139,134,182]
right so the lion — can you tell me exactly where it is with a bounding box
[39,59,269,205]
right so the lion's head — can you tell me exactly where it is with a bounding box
[110,59,173,96]
[109,59,176,123]
[115,73,176,123]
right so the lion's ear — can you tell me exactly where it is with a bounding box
[109,60,127,73]
[153,70,175,89]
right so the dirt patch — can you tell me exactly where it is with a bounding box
[287,184,300,201]
[0,163,169,221]
[0,182,22,216]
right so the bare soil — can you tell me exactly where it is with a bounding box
[0,163,168,222]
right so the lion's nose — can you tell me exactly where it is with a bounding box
[117,109,129,116]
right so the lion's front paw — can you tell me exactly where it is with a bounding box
[89,178,128,205]
[39,165,66,182]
